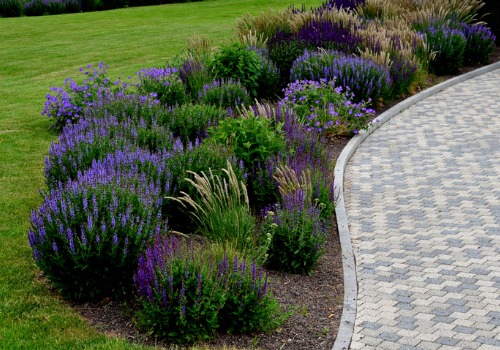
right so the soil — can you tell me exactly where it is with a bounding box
[67,47,500,350]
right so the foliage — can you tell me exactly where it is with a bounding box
[291,50,391,102]
[179,56,214,101]
[268,30,307,85]
[417,22,467,75]
[210,42,262,98]
[42,63,129,132]
[290,49,343,82]
[24,0,81,16]
[168,103,230,144]
[198,79,251,109]
[248,46,281,100]
[261,189,327,275]
[134,236,282,343]
[317,0,365,11]
[134,236,227,343]
[208,113,286,166]
[28,174,165,301]
[44,115,177,190]
[296,16,363,54]
[459,22,496,66]
[136,67,189,107]
[169,162,268,264]
[0,0,22,17]
[280,79,376,136]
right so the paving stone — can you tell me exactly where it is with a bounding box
[345,69,500,349]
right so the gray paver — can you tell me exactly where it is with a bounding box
[343,68,500,349]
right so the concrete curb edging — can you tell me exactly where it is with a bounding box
[331,60,500,350]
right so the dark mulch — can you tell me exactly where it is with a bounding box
[67,47,500,350]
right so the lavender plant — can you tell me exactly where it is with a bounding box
[416,22,467,75]
[296,16,363,55]
[136,67,189,107]
[134,236,283,343]
[42,63,129,132]
[261,189,327,275]
[459,22,496,66]
[248,46,281,100]
[198,79,251,108]
[134,235,226,343]
[279,79,376,136]
[28,173,166,301]
[291,51,390,102]
[44,115,177,190]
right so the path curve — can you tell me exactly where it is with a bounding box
[332,62,500,350]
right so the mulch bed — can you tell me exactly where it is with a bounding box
[66,47,500,350]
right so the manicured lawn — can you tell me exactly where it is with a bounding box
[0,1,322,348]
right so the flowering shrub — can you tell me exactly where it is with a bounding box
[296,17,363,54]
[459,22,496,66]
[417,23,467,75]
[290,49,344,82]
[42,63,129,132]
[136,67,189,107]
[291,51,390,102]
[261,189,327,275]
[84,92,168,127]
[134,236,282,343]
[198,79,251,108]
[0,0,22,17]
[280,79,376,136]
[28,173,165,301]
[44,115,177,189]
[210,42,262,97]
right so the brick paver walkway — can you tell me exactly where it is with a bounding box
[344,69,500,349]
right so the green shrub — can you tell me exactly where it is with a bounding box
[208,112,286,166]
[211,42,262,98]
[198,79,251,108]
[268,31,307,86]
[28,178,164,301]
[261,189,327,275]
[0,0,22,17]
[168,103,229,144]
[136,67,189,107]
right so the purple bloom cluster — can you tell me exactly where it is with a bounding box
[297,16,363,54]
[199,79,251,108]
[42,62,129,131]
[317,0,365,11]
[291,51,391,102]
[459,22,497,65]
[44,114,177,189]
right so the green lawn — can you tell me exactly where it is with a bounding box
[0,1,322,348]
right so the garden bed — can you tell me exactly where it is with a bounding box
[64,46,500,350]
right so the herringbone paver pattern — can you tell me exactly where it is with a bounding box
[344,69,500,349]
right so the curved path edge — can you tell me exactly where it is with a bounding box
[331,60,500,350]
